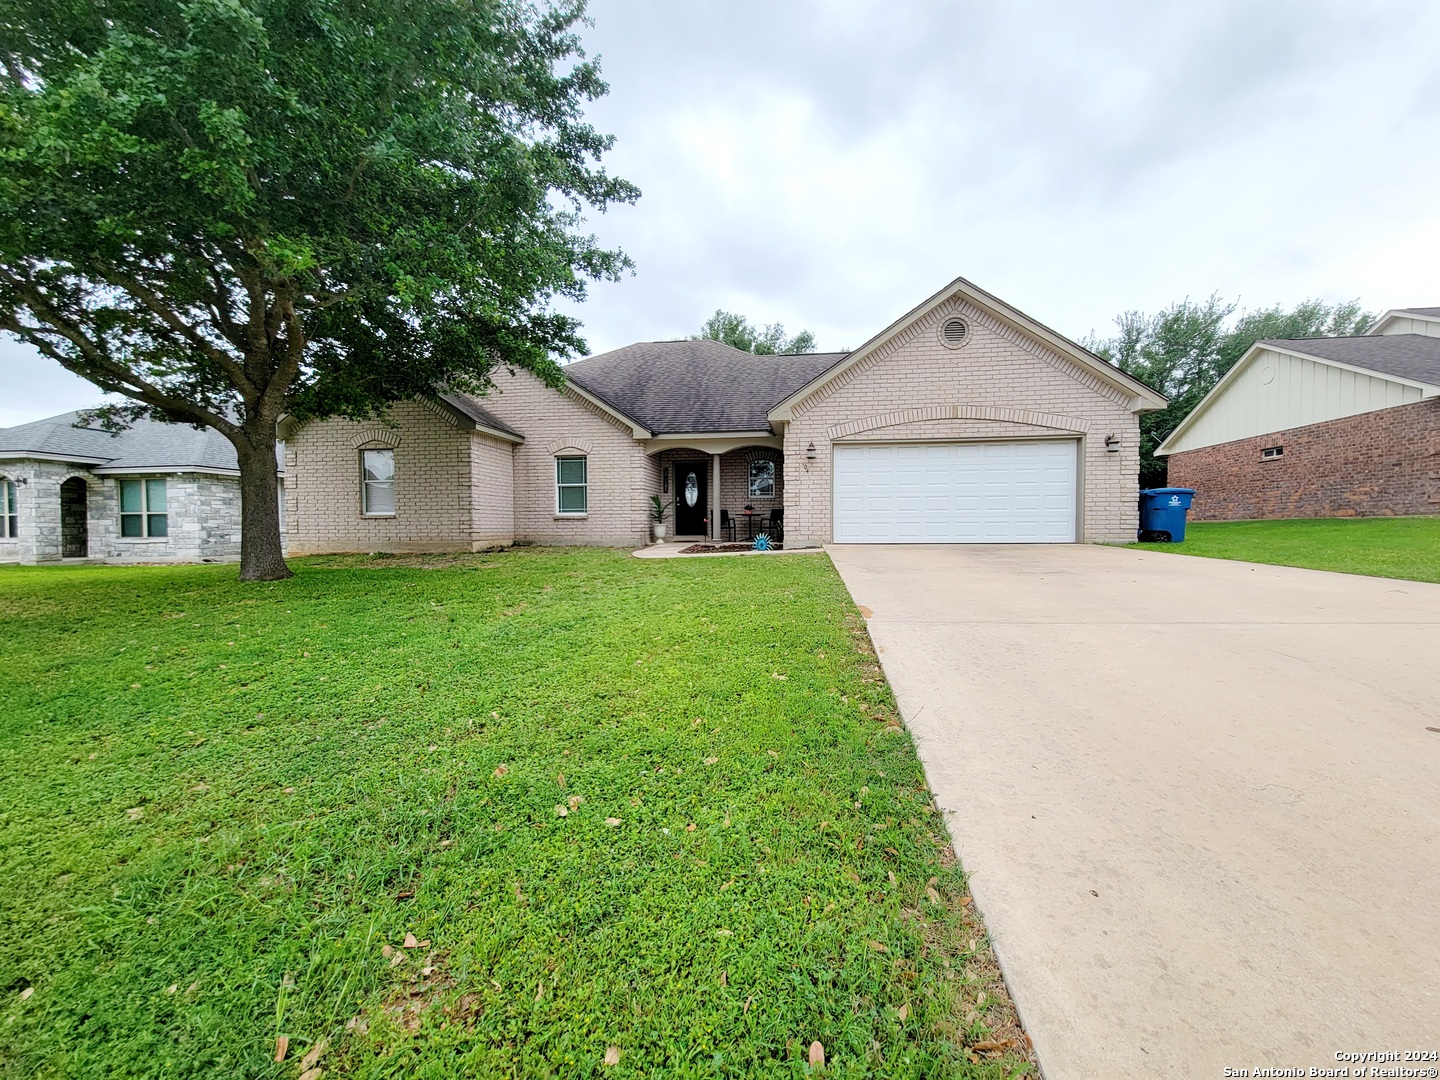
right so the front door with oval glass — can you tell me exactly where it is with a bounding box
[673,461,708,536]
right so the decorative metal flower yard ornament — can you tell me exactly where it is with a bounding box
[753,532,772,551]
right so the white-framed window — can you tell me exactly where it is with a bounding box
[556,455,588,514]
[1260,445,1284,460]
[119,478,168,537]
[361,449,396,515]
[748,459,776,499]
[0,480,16,538]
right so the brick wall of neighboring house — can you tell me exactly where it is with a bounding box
[1167,397,1440,521]
[782,297,1142,547]
[285,400,491,554]
[480,367,652,547]
[0,459,242,563]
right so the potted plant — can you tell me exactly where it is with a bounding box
[649,495,669,542]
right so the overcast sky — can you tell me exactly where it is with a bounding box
[4,0,1439,426]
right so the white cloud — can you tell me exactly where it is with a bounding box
[6,0,1440,421]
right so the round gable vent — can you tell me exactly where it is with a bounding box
[939,316,970,349]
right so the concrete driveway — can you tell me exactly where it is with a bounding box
[827,544,1440,1080]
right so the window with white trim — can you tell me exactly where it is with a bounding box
[556,456,588,514]
[748,459,776,499]
[119,478,168,537]
[361,449,396,515]
[1261,445,1284,460]
[0,480,16,538]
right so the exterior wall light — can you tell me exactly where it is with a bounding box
[1104,435,1120,453]
[806,442,817,460]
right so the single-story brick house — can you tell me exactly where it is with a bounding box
[0,412,261,564]
[1157,307,1440,520]
[283,277,1166,553]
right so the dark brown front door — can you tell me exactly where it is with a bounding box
[674,461,708,535]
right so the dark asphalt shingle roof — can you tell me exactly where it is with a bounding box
[562,339,850,434]
[1394,307,1440,317]
[438,393,523,439]
[1265,334,1440,387]
[0,412,242,472]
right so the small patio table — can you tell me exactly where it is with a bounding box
[739,510,761,539]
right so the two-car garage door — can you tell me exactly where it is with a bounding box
[833,440,1078,543]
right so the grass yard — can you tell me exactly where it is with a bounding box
[0,548,1031,1079]
[1132,515,1440,583]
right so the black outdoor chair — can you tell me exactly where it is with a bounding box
[762,507,783,544]
[719,508,737,542]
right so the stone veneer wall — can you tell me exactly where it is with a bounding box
[480,367,653,547]
[1166,398,1440,521]
[0,459,242,563]
[781,296,1142,547]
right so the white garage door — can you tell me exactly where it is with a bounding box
[833,440,1078,543]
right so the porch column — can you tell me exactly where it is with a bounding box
[711,453,722,541]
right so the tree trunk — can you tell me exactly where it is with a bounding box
[236,438,294,582]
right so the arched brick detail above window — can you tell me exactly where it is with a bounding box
[547,439,594,456]
[826,404,1090,440]
[350,427,401,450]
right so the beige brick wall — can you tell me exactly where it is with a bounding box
[782,298,1142,546]
[481,367,652,547]
[285,400,514,555]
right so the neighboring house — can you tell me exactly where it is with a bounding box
[1157,307,1440,521]
[283,276,1166,553]
[0,413,264,564]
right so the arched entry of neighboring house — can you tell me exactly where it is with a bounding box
[60,477,88,558]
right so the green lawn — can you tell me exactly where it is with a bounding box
[1132,515,1440,582]
[0,549,1030,1079]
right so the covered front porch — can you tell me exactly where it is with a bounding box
[647,436,785,545]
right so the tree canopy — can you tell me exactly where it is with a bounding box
[1088,297,1374,487]
[0,0,637,578]
[694,309,817,355]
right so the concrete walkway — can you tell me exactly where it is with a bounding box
[827,544,1440,1079]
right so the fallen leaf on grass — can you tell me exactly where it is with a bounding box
[403,934,419,949]
[300,1037,329,1071]
[604,817,622,827]
[603,1046,621,1066]
[971,1039,1011,1053]
[274,1036,289,1062]
[492,764,509,778]
[771,673,787,680]
[925,886,941,904]
[703,756,718,765]
[718,970,727,987]
[685,823,696,832]
[535,981,544,1001]
[166,984,178,994]
[897,1002,909,1022]
[19,987,33,1001]
[567,795,582,810]
[381,944,393,959]
[857,605,873,618]
[344,1016,368,1035]
[298,1070,322,1080]
[809,1041,825,1068]
[556,772,566,790]
[126,808,144,821]
[868,940,888,952]
[554,804,568,817]
[390,950,407,967]
[743,996,753,1013]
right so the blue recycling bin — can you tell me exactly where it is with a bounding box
[1138,488,1196,542]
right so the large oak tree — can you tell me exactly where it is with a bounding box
[0,0,637,579]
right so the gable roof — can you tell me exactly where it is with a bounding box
[1155,334,1440,456]
[563,339,848,435]
[0,411,243,474]
[1257,334,1440,386]
[766,276,1168,422]
[436,393,524,442]
[1365,307,1440,334]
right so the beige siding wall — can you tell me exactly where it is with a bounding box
[1377,316,1440,338]
[481,367,652,547]
[1164,347,1427,455]
[782,297,1141,546]
[285,400,510,555]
